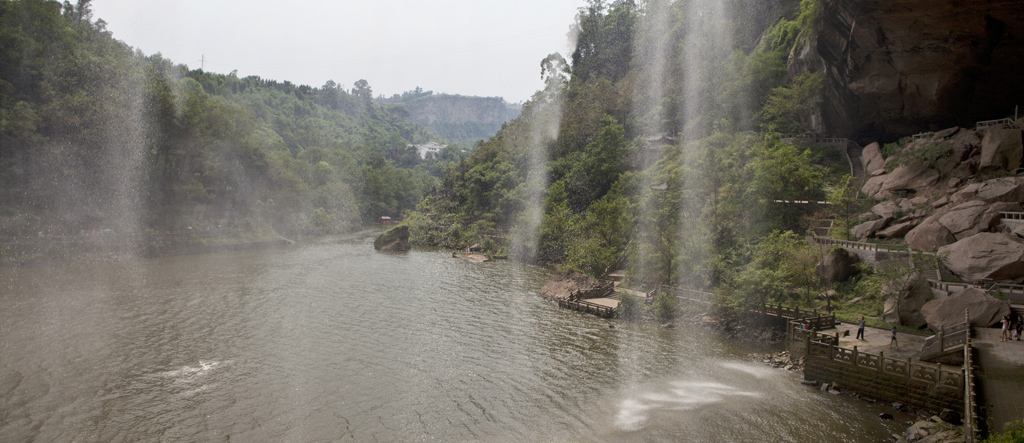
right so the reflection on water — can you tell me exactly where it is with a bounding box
[0,231,908,442]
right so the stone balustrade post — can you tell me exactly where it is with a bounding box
[907,358,913,381]
[853,346,858,366]
[878,351,884,373]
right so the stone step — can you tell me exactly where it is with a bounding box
[607,270,626,282]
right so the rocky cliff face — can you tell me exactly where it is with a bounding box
[794,0,1024,142]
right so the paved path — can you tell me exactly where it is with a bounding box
[832,322,928,361]
[972,326,1024,434]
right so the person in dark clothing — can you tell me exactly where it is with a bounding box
[856,316,865,340]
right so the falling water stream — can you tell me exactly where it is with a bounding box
[0,231,910,442]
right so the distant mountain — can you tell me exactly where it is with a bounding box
[379,90,522,145]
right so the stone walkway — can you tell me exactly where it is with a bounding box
[832,322,928,361]
[973,326,1024,435]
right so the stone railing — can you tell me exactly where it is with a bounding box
[921,322,969,362]
[780,136,851,146]
[811,236,915,254]
[964,310,979,442]
[787,320,839,342]
[807,340,964,389]
[927,279,1024,304]
[772,199,831,205]
[999,212,1024,222]
[976,118,1018,130]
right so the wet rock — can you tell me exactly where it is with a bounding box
[374,225,411,251]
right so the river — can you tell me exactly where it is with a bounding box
[0,230,910,442]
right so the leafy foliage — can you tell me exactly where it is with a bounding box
[0,0,448,239]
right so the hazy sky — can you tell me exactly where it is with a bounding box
[90,0,587,103]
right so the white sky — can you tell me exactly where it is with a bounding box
[90,0,586,103]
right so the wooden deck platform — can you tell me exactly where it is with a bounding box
[557,297,618,318]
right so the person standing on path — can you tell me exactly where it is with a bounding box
[890,327,898,350]
[1001,315,1010,342]
[856,316,865,340]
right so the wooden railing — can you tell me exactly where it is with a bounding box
[567,282,614,302]
[999,212,1024,222]
[659,285,715,304]
[756,302,835,324]
[557,298,615,318]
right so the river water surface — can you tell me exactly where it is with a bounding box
[0,231,909,441]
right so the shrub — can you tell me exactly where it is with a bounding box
[616,292,643,321]
[985,419,1024,443]
[653,291,680,322]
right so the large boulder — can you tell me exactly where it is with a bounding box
[953,177,1024,204]
[876,220,917,239]
[921,288,1011,331]
[939,233,1024,282]
[870,201,902,219]
[862,142,886,176]
[816,248,862,284]
[374,225,411,251]
[861,174,889,200]
[905,219,957,251]
[937,200,998,239]
[979,127,1023,171]
[880,158,940,194]
[851,217,891,240]
[882,279,934,329]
